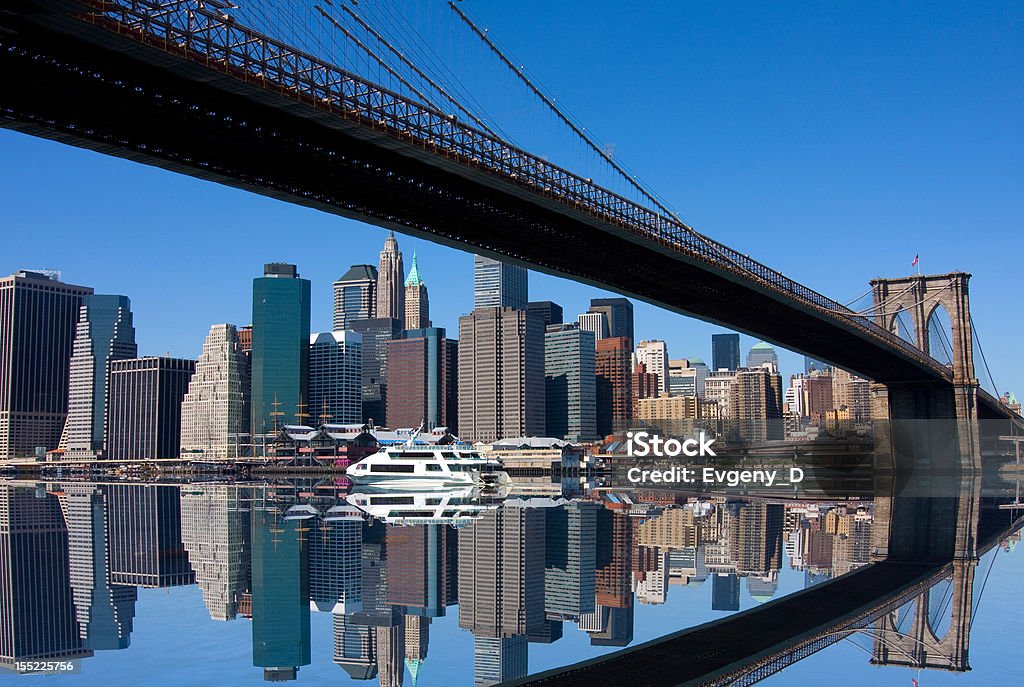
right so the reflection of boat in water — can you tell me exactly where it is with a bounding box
[348,436,510,489]
[346,485,509,527]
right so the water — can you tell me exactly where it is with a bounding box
[1,442,1022,686]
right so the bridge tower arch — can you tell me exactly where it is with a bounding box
[869,272,979,421]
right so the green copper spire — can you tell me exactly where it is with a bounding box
[405,252,424,287]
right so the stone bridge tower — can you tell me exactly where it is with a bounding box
[869,272,978,420]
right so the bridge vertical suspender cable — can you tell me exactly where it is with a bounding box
[335,2,500,137]
[447,1,686,223]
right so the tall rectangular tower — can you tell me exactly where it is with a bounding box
[712,333,741,372]
[0,270,92,458]
[105,357,195,460]
[544,324,597,441]
[594,337,633,437]
[457,308,544,442]
[64,294,137,459]
[251,263,310,435]
[473,255,527,310]
[386,327,455,431]
[587,298,633,344]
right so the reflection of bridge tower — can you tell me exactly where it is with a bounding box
[869,272,980,459]
[870,474,980,672]
[870,558,977,672]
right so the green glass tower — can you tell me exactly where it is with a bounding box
[251,264,311,435]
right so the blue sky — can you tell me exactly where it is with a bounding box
[1,1,1021,392]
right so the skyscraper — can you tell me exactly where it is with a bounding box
[404,252,430,330]
[106,357,195,460]
[473,635,528,687]
[386,327,456,431]
[0,486,91,668]
[179,485,251,621]
[251,263,311,435]
[587,298,633,343]
[576,312,608,340]
[59,483,137,651]
[63,294,137,459]
[179,324,249,460]
[527,301,563,327]
[350,317,403,425]
[376,231,405,322]
[595,337,633,437]
[544,502,598,619]
[458,308,545,442]
[712,333,741,372]
[458,504,546,637]
[544,324,597,441]
[0,270,92,459]
[251,508,311,681]
[333,265,377,331]
[633,339,669,394]
[746,342,779,370]
[310,506,364,614]
[711,573,740,612]
[730,366,784,442]
[473,255,527,310]
[106,485,194,587]
[309,331,363,425]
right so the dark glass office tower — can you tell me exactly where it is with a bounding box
[105,357,195,460]
[106,485,194,588]
[527,301,563,327]
[587,298,633,344]
[251,509,311,681]
[350,317,403,425]
[251,264,311,435]
[711,333,741,372]
[711,573,741,611]
[0,270,92,459]
[0,486,91,668]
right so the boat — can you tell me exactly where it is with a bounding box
[346,485,509,526]
[347,428,510,489]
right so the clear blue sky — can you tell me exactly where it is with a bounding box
[0,1,1020,393]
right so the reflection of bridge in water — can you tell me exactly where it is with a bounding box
[508,470,1020,687]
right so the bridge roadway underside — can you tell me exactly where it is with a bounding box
[508,506,1019,687]
[0,5,996,404]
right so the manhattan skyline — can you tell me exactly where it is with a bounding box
[0,1,1020,394]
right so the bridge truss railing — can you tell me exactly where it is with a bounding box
[79,0,950,380]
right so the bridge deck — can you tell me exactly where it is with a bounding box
[2,0,1017,421]
[506,561,937,687]
[507,511,1021,687]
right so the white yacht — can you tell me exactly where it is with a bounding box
[346,485,509,526]
[347,434,510,489]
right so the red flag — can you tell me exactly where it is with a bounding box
[912,679,919,687]
[911,255,919,267]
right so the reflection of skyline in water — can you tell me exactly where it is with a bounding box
[0,476,1020,685]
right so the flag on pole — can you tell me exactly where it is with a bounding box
[911,255,919,267]
[912,679,920,687]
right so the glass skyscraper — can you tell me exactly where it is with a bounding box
[711,333,741,372]
[544,324,597,441]
[309,331,363,425]
[587,298,633,343]
[332,264,377,331]
[251,264,310,435]
[0,270,92,459]
[64,294,137,459]
[473,255,527,310]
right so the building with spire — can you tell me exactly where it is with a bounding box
[376,231,405,323]
[63,295,137,459]
[404,253,430,330]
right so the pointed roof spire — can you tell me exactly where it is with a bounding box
[405,252,424,287]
